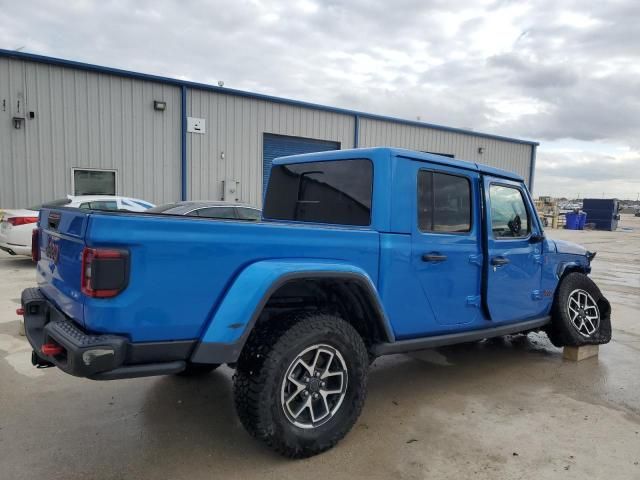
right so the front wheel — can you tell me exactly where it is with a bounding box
[233,313,369,458]
[547,272,612,347]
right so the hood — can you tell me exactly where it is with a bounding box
[551,239,588,256]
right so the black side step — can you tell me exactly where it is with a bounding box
[89,361,186,380]
[372,316,551,357]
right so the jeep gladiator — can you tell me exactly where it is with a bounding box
[21,147,611,457]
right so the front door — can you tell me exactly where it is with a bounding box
[411,165,482,328]
[484,177,544,323]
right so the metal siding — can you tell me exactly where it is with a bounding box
[1,55,534,209]
[186,90,355,206]
[358,118,532,185]
[0,57,181,208]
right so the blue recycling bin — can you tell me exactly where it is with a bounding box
[565,212,579,230]
[578,212,587,229]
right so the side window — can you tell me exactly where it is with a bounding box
[489,184,531,238]
[236,208,261,221]
[263,159,373,226]
[88,201,118,211]
[194,207,237,219]
[418,171,471,233]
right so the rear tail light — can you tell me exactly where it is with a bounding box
[81,247,129,298]
[41,342,64,356]
[32,228,40,262]
[7,216,39,226]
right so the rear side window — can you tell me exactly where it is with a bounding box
[236,208,261,221]
[79,201,118,211]
[418,171,471,233]
[489,184,530,238]
[191,207,236,219]
[263,159,373,226]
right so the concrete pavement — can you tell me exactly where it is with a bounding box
[0,216,638,479]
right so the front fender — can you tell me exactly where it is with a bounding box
[190,259,390,364]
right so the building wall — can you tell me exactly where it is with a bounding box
[186,89,355,206]
[358,118,533,185]
[0,57,181,208]
[0,53,536,209]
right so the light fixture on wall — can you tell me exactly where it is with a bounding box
[478,147,485,154]
[153,100,167,111]
[13,116,24,129]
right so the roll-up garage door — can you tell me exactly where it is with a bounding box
[262,133,340,197]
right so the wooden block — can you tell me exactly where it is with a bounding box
[563,345,599,361]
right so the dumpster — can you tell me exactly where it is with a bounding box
[565,212,580,230]
[582,199,620,231]
[578,212,587,229]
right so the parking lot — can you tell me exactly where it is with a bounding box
[1,216,638,480]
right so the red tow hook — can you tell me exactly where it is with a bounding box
[16,307,25,316]
[41,343,64,356]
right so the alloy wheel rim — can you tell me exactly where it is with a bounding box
[567,288,600,337]
[280,343,348,429]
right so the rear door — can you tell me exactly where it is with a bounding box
[410,164,483,328]
[483,177,544,323]
[36,208,89,324]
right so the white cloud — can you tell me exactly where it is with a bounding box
[0,0,638,198]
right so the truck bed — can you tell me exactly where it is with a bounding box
[36,208,380,342]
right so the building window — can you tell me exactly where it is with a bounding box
[73,169,117,196]
[418,170,472,233]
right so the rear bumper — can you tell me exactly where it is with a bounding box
[21,288,190,379]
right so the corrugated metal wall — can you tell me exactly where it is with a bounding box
[186,90,355,206]
[1,54,535,209]
[358,118,533,185]
[0,57,181,208]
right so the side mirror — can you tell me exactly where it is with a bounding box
[529,233,545,243]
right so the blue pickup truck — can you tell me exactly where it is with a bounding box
[22,147,611,457]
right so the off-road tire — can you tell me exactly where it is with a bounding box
[546,272,612,347]
[176,362,220,376]
[233,312,369,458]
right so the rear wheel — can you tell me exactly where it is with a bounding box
[547,272,612,347]
[233,313,369,458]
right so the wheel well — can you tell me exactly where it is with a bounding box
[255,277,390,348]
[558,264,588,280]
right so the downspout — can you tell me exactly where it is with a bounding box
[353,114,360,148]
[528,144,537,193]
[180,85,187,201]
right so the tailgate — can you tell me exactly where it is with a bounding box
[36,208,89,325]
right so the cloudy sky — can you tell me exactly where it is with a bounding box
[1,0,638,199]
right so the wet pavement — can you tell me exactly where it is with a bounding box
[0,216,638,479]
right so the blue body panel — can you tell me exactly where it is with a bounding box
[198,260,389,344]
[36,208,88,324]
[83,216,380,342]
[34,148,593,350]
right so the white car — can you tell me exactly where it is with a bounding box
[0,195,155,257]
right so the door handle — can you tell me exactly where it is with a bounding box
[491,256,510,266]
[422,252,448,262]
